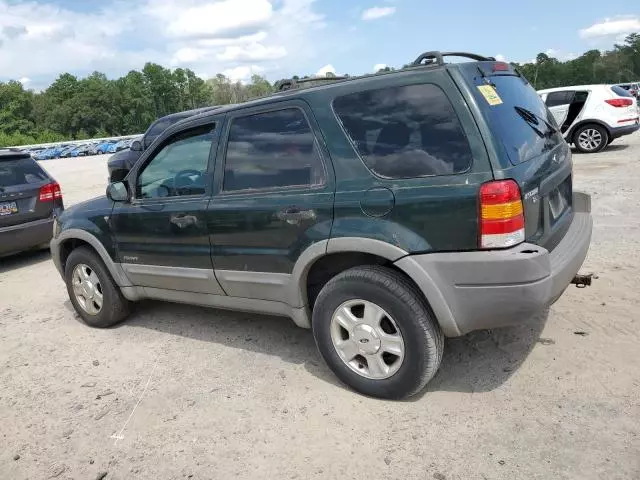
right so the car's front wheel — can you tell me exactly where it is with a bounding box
[312,265,444,399]
[64,246,130,328]
[573,124,608,153]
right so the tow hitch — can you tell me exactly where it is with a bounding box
[571,273,595,288]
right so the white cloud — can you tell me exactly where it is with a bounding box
[579,16,640,40]
[18,76,31,85]
[316,64,336,76]
[361,6,396,21]
[373,63,387,71]
[222,65,265,82]
[494,54,506,62]
[0,0,332,85]
[217,43,287,61]
[163,0,273,39]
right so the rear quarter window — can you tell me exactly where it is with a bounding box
[0,159,48,188]
[333,83,473,179]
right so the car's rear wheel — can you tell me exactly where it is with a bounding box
[311,265,444,399]
[64,246,130,328]
[573,124,608,153]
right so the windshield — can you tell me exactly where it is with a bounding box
[460,64,563,165]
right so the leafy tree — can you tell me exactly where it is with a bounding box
[1,33,640,148]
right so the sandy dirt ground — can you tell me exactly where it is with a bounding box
[1,136,639,480]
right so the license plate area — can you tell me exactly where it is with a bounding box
[0,201,18,216]
[548,175,572,224]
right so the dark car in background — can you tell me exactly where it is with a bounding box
[0,149,64,257]
[107,106,221,182]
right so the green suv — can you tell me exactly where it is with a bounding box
[51,52,592,399]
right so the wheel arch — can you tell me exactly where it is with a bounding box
[54,229,131,287]
[291,238,460,336]
[567,119,612,143]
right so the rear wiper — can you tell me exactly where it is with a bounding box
[514,106,558,138]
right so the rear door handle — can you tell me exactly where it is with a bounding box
[277,207,316,225]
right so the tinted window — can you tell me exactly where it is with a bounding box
[223,108,325,191]
[137,125,214,199]
[545,91,575,107]
[333,84,473,178]
[611,85,633,97]
[0,159,48,188]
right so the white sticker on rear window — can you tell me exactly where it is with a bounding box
[477,85,503,106]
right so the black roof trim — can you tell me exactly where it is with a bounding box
[275,76,349,92]
[412,51,495,66]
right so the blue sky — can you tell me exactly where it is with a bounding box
[0,0,638,90]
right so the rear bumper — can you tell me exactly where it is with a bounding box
[395,192,592,336]
[610,122,640,139]
[0,218,54,256]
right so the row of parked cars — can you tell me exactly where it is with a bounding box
[26,138,136,161]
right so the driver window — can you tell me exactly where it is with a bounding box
[137,124,214,199]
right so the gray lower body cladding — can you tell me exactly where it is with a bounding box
[395,192,592,336]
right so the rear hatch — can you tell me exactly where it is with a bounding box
[458,61,573,250]
[0,151,59,228]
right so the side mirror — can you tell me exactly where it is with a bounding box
[106,182,129,202]
[130,140,143,152]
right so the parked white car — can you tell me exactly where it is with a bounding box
[538,84,639,153]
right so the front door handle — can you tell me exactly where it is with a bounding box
[277,207,316,225]
[170,213,198,229]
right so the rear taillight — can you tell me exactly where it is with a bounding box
[39,182,62,202]
[479,180,525,249]
[605,98,633,107]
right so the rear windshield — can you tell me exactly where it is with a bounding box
[611,85,633,97]
[461,64,563,165]
[0,159,49,188]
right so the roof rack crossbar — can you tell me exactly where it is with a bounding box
[275,76,349,92]
[412,51,495,67]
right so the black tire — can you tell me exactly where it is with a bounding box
[64,246,130,328]
[573,124,608,153]
[311,265,444,399]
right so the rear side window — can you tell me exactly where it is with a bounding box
[0,159,48,188]
[545,91,575,107]
[333,83,473,178]
[223,108,326,192]
[611,85,633,97]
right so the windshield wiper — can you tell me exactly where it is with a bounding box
[514,106,558,138]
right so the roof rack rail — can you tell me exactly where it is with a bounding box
[412,51,495,67]
[275,76,349,92]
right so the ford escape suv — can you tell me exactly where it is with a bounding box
[51,52,592,399]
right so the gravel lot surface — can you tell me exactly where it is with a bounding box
[1,136,639,480]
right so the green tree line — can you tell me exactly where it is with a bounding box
[1,33,638,148]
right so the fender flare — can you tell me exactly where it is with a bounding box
[51,229,132,287]
[288,237,460,336]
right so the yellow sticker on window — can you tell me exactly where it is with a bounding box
[477,85,503,106]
